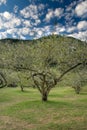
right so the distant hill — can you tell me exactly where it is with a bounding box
[0,34,85,45]
[0,38,32,44]
[0,34,86,67]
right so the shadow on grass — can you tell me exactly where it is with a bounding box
[13,99,74,109]
[80,92,87,95]
[49,94,64,98]
[14,89,32,94]
[3,99,73,110]
[0,99,75,117]
[45,100,73,108]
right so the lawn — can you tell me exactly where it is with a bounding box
[0,86,87,130]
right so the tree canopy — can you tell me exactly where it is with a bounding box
[0,35,87,101]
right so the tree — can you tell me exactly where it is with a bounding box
[14,35,87,101]
[71,68,87,94]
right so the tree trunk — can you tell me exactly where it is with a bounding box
[76,91,80,94]
[42,93,48,101]
[75,86,80,94]
[20,85,24,92]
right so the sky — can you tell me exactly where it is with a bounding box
[0,0,87,41]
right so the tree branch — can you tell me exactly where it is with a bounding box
[0,72,7,88]
[57,63,82,82]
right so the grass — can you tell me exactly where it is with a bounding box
[0,86,87,130]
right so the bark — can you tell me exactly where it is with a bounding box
[42,92,48,101]
[0,72,7,88]
[20,85,24,92]
[75,86,81,94]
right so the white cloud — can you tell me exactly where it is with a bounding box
[0,31,7,39]
[20,4,45,26]
[29,25,52,39]
[10,28,29,36]
[20,4,38,18]
[45,9,53,22]
[0,11,12,21]
[68,30,87,41]
[3,17,21,29]
[6,28,16,34]
[4,27,29,39]
[59,27,66,32]
[1,23,66,40]
[22,20,31,27]
[0,0,6,5]
[0,1,86,41]
[66,26,76,33]
[0,10,33,39]
[66,1,77,12]
[45,8,63,22]
[34,19,41,26]
[0,18,3,29]
[32,24,66,39]
[54,25,66,34]
[65,2,75,26]
[37,30,43,36]
[75,1,87,18]
[29,31,35,36]
[0,11,21,29]
[54,8,63,17]
[77,21,87,30]
[20,28,30,35]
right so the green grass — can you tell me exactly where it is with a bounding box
[0,86,87,130]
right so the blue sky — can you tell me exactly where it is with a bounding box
[0,0,87,41]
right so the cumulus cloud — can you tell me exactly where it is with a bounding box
[77,21,87,30]
[27,25,52,39]
[54,8,63,17]
[45,8,63,22]
[20,4,45,26]
[75,1,87,18]
[32,24,66,39]
[20,4,38,18]
[0,1,86,41]
[67,26,76,33]
[66,20,87,36]
[5,28,29,39]
[0,0,6,5]
[2,11,12,20]
[20,28,30,35]
[0,31,7,39]
[45,9,53,22]
[65,13,75,26]
[0,11,21,29]
[64,1,77,27]
[6,28,16,35]
[22,20,31,27]
[66,1,77,12]
[0,9,40,39]
[68,30,87,41]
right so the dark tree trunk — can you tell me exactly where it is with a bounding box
[76,91,80,94]
[20,85,24,92]
[42,93,48,101]
[75,86,81,94]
